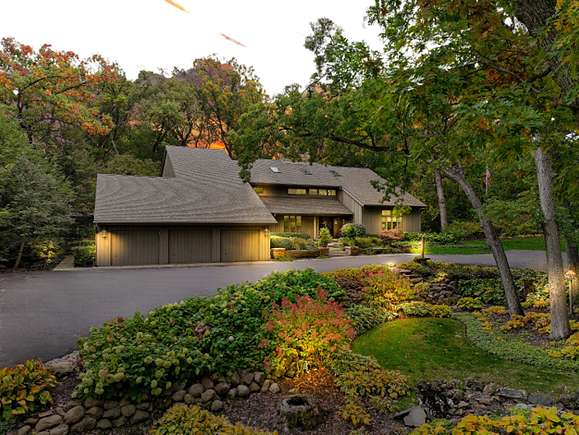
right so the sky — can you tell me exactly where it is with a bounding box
[0,0,383,96]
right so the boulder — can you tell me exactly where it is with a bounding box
[188,383,204,397]
[48,425,69,435]
[130,410,150,424]
[528,392,553,406]
[184,394,194,404]
[201,389,216,402]
[103,407,121,419]
[229,372,241,386]
[227,388,237,399]
[85,406,103,418]
[83,398,104,409]
[210,400,224,412]
[103,400,119,410]
[121,404,136,417]
[269,383,280,394]
[201,377,214,390]
[45,352,79,376]
[36,415,63,432]
[96,419,112,430]
[112,416,127,427]
[63,406,85,425]
[249,382,260,393]
[70,417,96,433]
[137,402,151,410]
[254,372,266,385]
[241,371,255,385]
[279,395,322,430]
[403,406,427,427]
[497,388,527,400]
[261,379,272,393]
[214,382,230,397]
[16,426,31,435]
[237,385,250,398]
[172,389,186,402]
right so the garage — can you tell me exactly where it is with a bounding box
[96,226,270,266]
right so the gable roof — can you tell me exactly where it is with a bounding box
[250,159,426,207]
[260,196,353,216]
[94,148,276,224]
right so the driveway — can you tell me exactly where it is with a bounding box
[0,250,553,366]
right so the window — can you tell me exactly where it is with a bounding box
[328,189,337,196]
[308,188,318,195]
[288,188,307,195]
[381,209,402,231]
[253,186,265,195]
[318,188,328,196]
[283,215,303,232]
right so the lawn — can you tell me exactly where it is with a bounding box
[407,236,555,255]
[352,318,578,394]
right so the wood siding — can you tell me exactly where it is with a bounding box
[339,191,363,225]
[402,210,422,232]
[362,207,422,234]
[97,226,269,266]
[270,215,315,237]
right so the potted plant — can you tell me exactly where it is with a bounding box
[318,226,332,256]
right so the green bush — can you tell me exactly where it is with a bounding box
[77,269,343,400]
[151,404,273,435]
[457,297,484,311]
[270,235,294,250]
[446,220,483,240]
[318,226,332,247]
[73,240,96,267]
[351,236,382,248]
[346,304,397,335]
[0,360,57,421]
[340,223,367,238]
[397,301,452,318]
[403,232,458,244]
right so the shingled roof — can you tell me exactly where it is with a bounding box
[250,159,426,207]
[94,148,276,224]
[260,196,353,216]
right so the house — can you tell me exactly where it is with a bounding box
[94,146,425,266]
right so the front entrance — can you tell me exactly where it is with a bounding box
[319,217,349,237]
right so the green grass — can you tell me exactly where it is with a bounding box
[407,236,555,255]
[352,318,578,394]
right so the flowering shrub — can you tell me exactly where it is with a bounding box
[151,404,274,435]
[380,229,403,241]
[265,291,354,378]
[412,406,579,434]
[0,360,57,421]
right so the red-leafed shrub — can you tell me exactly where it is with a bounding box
[380,229,403,241]
[264,290,355,378]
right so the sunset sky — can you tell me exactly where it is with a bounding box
[1,0,382,96]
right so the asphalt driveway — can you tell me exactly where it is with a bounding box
[0,251,553,366]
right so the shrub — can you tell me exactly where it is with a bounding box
[549,333,579,360]
[270,236,294,250]
[0,360,57,421]
[271,231,310,239]
[446,220,483,240]
[412,406,579,435]
[352,236,382,249]
[318,226,332,247]
[73,240,96,267]
[151,404,274,435]
[397,301,452,318]
[330,350,409,425]
[346,304,397,335]
[458,313,578,371]
[403,232,458,244]
[456,297,483,311]
[340,223,367,238]
[77,269,342,400]
[265,291,354,378]
[380,229,403,241]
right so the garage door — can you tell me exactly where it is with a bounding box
[169,229,212,264]
[111,230,160,266]
[220,229,262,262]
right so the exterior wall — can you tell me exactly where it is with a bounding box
[270,215,315,237]
[96,225,270,266]
[361,207,423,235]
[339,191,363,225]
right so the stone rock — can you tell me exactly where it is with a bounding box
[241,371,255,385]
[103,407,121,419]
[227,388,237,399]
[237,385,250,397]
[184,394,194,404]
[55,407,66,417]
[269,383,280,394]
[83,398,104,409]
[121,404,136,417]
[254,372,265,385]
[261,379,272,393]
[483,383,498,396]
[16,426,31,435]
[497,388,527,400]
[37,432,49,435]
[215,382,230,396]
[63,406,85,425]
[38,410,55,418]
[279,395,322,430]
[201,377,214,390]
[131,410,150,424]
[23,417,39,426]
[65,401,82,410]
[136,402,151,410]
[528,392,554,406]
[249,382,260,393]
[48,424,69,435]
[85,406,103,418]
[45,352,79,376]
[476,395,494,405]
[103,400,119,410]
[229,372,241,386]
[403,406,427,427]
[96,419,112,430]
[172,390,187,402]
[188,383,204,397]
[36,415,63,432]
[70,416,96,433]
[112,416,127,427]
[201,389,216,402]
[119,398,131,407]
[210,400,224,412]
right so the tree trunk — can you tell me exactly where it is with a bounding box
[12,240,25,272]
[534,146,570,338]
[443,166,523,315]
[434,170,448,232]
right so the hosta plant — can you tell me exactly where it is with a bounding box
[0,360,57,421]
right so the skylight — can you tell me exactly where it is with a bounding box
[270,166,280,173]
